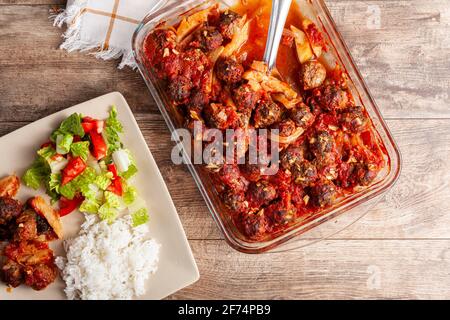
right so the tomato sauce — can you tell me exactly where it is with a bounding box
[142,0,389,242]
[232,0,304,86]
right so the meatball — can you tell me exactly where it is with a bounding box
[233,84,260,113]
[353,162,378,186]
[340,106,368,133]
[24,264,58,291]
[178,49,210,84]
[267,201,297,225]
[218,10,242,40]
[310,181,337,208]
[247,180,277,207]
[191,27,223,52]
[223,190,248,213]
[300,60,327,90]
[275,119,296,137]
[253,98,282,128]
[1,260,23,288]
[310,130,334,158]
[317,84,349,111]
[242,212,269,239]
[168,76,192,103]
[289,103,315,128]
[167,49,211,102]
[280,146,304,170]
[0,196,22,225]
[14,210,38,242]
[216,58,244,84]
[143,29,178,78]
[240,163,262,182]
[189,89,210,110]
[148,28,177,51]
[203,103,238,129]
[219,164,249,194]
[292,161,318,186]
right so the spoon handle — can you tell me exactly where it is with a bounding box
[263,0,293,71]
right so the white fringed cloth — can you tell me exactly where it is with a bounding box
[53,0,167,68]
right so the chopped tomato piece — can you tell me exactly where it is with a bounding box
[59,195,84,217]
[107,176,123,196]
[107,163,122,195]
[89,131,107,160]
[107,163,118,178]
[40,141,55,149]
[82,117,104,134]
[82,121,95,133]
[61,156,86,185]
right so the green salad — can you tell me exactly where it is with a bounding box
[22,106,149,227]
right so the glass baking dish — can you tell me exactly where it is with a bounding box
[132,0,402,253]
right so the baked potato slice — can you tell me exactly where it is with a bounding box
[28,196,63,239]
[291,25,313,64]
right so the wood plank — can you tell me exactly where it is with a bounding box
[0,1,448,118]
[1,118,450,241]
[324,0,450,119]
[336,119,450,239]
[0,5,156,121]
[169,239,450,299]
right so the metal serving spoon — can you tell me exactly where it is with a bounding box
[263,0,293,71]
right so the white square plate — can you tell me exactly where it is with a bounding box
[0,92,199,300]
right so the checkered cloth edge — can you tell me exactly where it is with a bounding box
[53,0,167,69]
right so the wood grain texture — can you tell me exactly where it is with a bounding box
[1,0,449,300]
[325,0,450,119]
[170,240,450,299]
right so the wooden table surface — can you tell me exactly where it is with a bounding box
[1,0,450,299]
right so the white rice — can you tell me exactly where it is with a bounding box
[55,214,160,300]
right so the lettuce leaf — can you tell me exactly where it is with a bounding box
[80,199,100,214]
[59,113,85,137]
[48,173,61,193]
[120,164,138,180]
[51,113,85,142]
[37,146,56,161]
[104,191,122,209]
[80,183,98,202]
[59,182,76,199]
[56,134,73,155]
[94,172,113,190]
[98,203,118,223]
[72,167,97,193]
[71,141,90,161]
[123,185,137,205]
[131,208,149,227]
[104,106,123,154]
[22,157,50,190]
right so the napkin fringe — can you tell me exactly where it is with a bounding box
[52,0,136,69]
